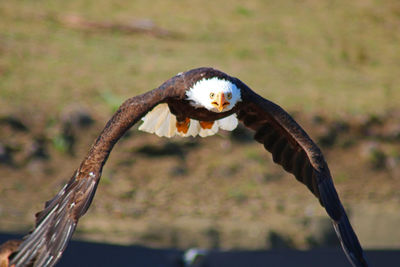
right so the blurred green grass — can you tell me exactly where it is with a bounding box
[1,0,399,116]
[1,0,400,250]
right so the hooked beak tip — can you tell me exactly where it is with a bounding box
[211,92,230,112]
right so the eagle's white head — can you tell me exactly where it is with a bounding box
[186,77,242,112]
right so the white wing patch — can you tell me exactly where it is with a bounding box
[139,104,177,138]
[139,104,238,138]
[216,115,239,131]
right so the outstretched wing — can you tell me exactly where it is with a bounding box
[5,67,368,267]
[10,73,188,267]
[235,81,368,267]
[11,171,97,267]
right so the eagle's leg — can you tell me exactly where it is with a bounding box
[176,117,190,134]
[199,121,214,129]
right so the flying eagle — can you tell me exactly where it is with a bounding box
[6,67,368,267]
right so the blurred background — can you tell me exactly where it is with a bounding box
[1,0,400,265]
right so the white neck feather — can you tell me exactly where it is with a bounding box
[185,77,241,112]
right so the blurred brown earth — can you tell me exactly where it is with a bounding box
[0,107,399,250]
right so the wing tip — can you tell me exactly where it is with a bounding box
[332,212,369,267]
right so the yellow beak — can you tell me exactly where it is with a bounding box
[211,92,230,112]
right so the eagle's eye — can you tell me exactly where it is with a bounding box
[210,93,215,98]
[227,93,232,100]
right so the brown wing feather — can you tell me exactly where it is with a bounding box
[236,82,368,267]
[238,103,324,201]
[9,72,190,267]
[11,172,97,266]
[4,67,368,267]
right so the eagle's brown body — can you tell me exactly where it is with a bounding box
[3,67,367,267]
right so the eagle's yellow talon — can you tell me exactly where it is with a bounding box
[176,117,190,134]
[199,121,214,129]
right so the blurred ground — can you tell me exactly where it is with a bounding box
[0,0,399,253]
[1,233,400,267]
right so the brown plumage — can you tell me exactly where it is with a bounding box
[6,67,368,267]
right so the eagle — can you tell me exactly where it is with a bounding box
[6,67,368,267]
